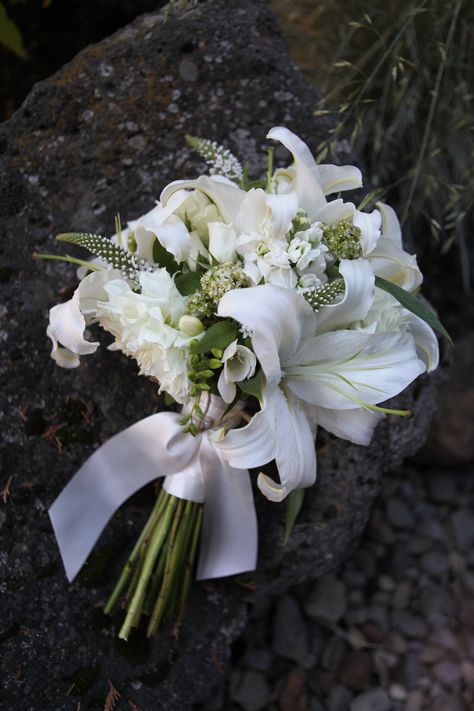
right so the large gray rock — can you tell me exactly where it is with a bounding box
[0,0,444,708]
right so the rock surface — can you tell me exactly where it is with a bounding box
[0,0,443,708]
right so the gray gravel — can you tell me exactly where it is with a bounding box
[227,457,474,710]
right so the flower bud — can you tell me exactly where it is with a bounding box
[179,315,205,337]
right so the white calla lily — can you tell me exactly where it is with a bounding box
[316,259,375,332]
[160,175,246,224]
[47,269,122,368]
[353,208,381,255]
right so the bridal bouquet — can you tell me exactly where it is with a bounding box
[40,127,446,639]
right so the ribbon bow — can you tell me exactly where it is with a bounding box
[49,396,258,582]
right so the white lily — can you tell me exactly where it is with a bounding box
[267,127,363,219]
[217,340,257,403]
[47,269,122,368]
[216,259,425,501]
[368,202,423,291]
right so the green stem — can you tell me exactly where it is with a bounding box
[165,500,197,619]
[104,489,169,615]
[176,504,204,627]
[118,495,178,641]
[32,252,104,271]
[147,498,185,636]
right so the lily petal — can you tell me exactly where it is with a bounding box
[215,402,276,469]
[376,201,402,247]
[266,191,299,240]
[208,222,238,264]
[315,258,375,332]
[160,175,246,224]
[257,386,316,502]
[285,330,425,410]
[353,208,381,256]
[267,127,326,219]
[218,285,316,385]
[316,406,385,445]
[316,163,363,194]
[408,313,440,372]
[369,238,423,292]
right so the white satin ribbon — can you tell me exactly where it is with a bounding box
[49,396,258,583]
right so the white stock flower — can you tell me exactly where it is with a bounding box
[216,260,426,502]
[95,269,194,403]
[217,340,257,403]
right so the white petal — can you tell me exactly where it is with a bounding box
[160,175,246,224]
[315,258,375,332]
[267,127,326,219]
[369,237,423,292]
[285,330,425,410]
[376,201,402,247]
[218,285,316,385]
[257,386,316,502]
[316,406,385,445]
[266,191,299,240]
[77,269,123,315]
[217,369,237,403]
[215,402,276,469]
[353,208,381,255]
[316,164,363,194]
[150,218,191,263]
[208,221,238,263]
[47,297,97,365]
[236,189,268,234]
[408,313,439,372]
[314,198,355,224]
[134,226,157,263]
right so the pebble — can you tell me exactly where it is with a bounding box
[327,684,354,711]
[305,576,347,625]
[322,635,347,672]
[378,574,395,592]
[421,550,450,576]
[386,498,415,529]
[392,580,412,610]
[431,694,465,711]
[391,611,427,639]
[388,683,407,701]
[433,659,462,686]
[231,670,271,711]
[404,689,424,711]
[278,669,308,711]
[349,687,393,711]
[338,651,373,691]
[272,594,308,665]
[451,508,474,550]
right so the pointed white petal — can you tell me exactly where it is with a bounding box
[408,313,439,372]
[215,400,276,469]
[316,163,363,194]
[218,285,316,385]
[369,237,423,292]
[315,258,375,332]
[285,330,425,410]
[376,201,402,247]
[314,198,355,224]
[217,369,237,403]
[353,208,381,255]
[266,191,299,240]
[316,406,384,445]
[236,188,268,234]
[208,222,238,263]
[150,218,191,263]
[160,175,246,224]
[257,386,316,502]
[76,269,123,315]
[267,127,326,219]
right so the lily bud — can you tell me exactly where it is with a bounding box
[179,315,205,337]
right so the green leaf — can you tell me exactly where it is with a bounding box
[191,320,238,354]
[152,240,180,274]
[175,271,201,295]
[374,276,452,343]
[284,489,305,546]
[0,3,28,60]
[237,369,264,400]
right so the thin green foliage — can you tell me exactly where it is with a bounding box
[273,0,474,292]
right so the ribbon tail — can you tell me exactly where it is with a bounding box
[196,438,258,580]
[49,411,198,582]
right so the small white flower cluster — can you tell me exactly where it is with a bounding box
[47,127,442,467]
